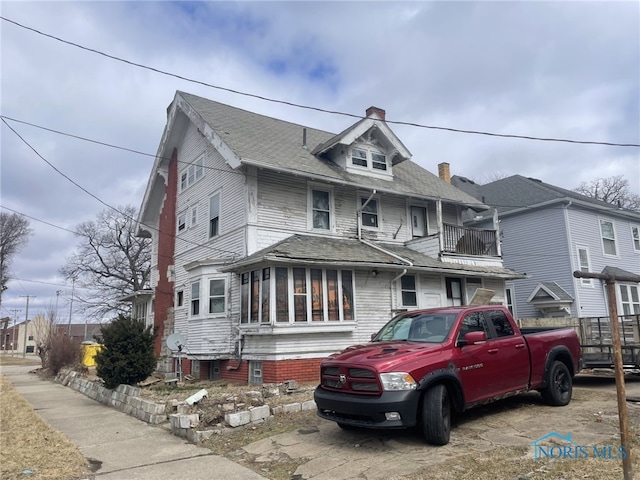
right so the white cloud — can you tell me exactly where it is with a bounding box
[1,1,638,316]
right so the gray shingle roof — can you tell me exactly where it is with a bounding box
[219,234,524,279]
[452,174,640,220]
[178,92,485,207]
[539,282,574,301]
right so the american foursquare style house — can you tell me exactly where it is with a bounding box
[133,91,523,384]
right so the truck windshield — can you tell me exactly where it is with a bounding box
[372,313,458,343]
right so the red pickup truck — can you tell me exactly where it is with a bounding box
[314,305,581,445]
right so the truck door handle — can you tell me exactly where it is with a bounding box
[488,348,499,354]
[515,344,526,349]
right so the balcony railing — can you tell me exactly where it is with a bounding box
[441,223,498,256]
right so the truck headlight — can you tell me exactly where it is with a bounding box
[379,372,417,391]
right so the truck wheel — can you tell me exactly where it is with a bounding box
[422,384,451,445]
[541,361,572,406]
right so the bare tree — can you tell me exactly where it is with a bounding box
[0,212,33,302]
[60,206,151,320]
[574,175,640,211]
[32,308,57,367]
[482,171,509,184]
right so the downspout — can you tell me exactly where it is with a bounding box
[357,190,413,310]
[563,200,579,316]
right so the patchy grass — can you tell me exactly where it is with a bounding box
[0,374,91,480]
[0,354,41,367]
[401,437,639,480]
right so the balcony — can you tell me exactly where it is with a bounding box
[441,223,498,257]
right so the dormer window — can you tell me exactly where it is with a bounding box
[351,148,368,167]
[349,146,390,177]
[372,153,387,171]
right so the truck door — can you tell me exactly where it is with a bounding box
[484,309,530,393]
[453,312,496,403]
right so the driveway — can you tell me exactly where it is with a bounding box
[237,374,640,480]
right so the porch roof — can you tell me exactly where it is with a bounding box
[219,235,525,279]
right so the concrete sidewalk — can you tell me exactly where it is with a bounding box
[1,364,267,480]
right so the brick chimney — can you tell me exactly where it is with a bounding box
[365,106,386,120]
[438,162,451,184]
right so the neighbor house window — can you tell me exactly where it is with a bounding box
[190,206,198,227]
[209,193,220,238]
[361,197,379,228]
[176,290,184,307]
[208,279,225,314]
[599,219,617,256]
[180,156,204,191]
[620,284,640,315]
[577,246,592,286]
[310,189,331,230]
[190,281,200,316]
[401,275,417,307]
[241,268,354,324]
[505,287,515,315]
[632,226,640,252]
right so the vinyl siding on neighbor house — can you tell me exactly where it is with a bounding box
[497,206,574,318]
[567,205,640,317]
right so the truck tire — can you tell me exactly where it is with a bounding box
[541,361,572,406]
[422,384,451,445]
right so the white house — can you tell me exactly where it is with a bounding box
[135,91,523,384]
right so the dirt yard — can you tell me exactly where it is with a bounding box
[185,373,640,480]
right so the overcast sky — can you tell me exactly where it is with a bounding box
[1,1,638,325]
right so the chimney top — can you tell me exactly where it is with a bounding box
[438,162,451,184]
[366,106,386,121]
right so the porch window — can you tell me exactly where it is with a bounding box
[599,219,617,256]
[240,268,355,324]
[401,275,417,307]
[505,287,514,315]
[293,268,307,322]
[446,278,463,306]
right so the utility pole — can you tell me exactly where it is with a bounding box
[55,290,62,322]
[574,269,640,480]
[67,277,75,336]
[19,295,35,358]
[9,309,20,356]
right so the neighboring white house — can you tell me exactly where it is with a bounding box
[452,174,640,319]
[135,91,523,384]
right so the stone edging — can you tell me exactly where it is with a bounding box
[55,369,166,424]
[55,368,318,443]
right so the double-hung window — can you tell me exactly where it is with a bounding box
[599,219,617,256]
[209,193,220,238]
[190,281,200,316]
[371,152,387,171]
[576,246,592,286]
[208,279,225,314]
[400,275,417,307]
[177,212,186,232]
[361,197,379,229]
[351,148,368,167]
[632,225,640,252]
[311,189,331,230]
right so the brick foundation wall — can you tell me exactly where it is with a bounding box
[218,358,322,384]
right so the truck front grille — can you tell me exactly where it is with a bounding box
[320,365,381,395]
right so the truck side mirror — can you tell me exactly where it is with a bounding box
[459,331,486,346]
[371,333,377,341]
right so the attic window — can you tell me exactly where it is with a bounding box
[352,148,368,167]
[372,153,387,171]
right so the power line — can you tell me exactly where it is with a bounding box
[1,15,638,149]
[0,115,246,177]
[1,118,240,259]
